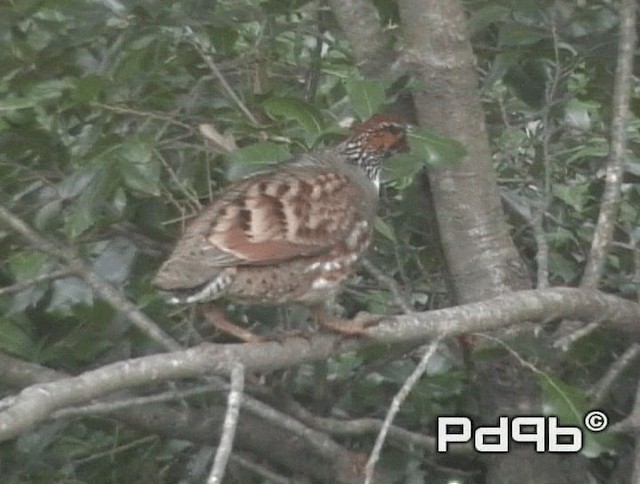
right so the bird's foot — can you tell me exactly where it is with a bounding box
[319,312,383,336]
[205,307,265,343]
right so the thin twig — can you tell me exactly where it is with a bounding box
[364,337,442,483]
[582,0,637,288]
[634,441,640,484]
[610,375,640,434]
[478,334,587,426]
[362,258,413,313]
[283,397,443,452]
[535,10,563,289]
[0,204,181,352]
[52,384,218,419]
[627,220,640,302]
[155,148,202,209]
[199,123,237,153]
[208,363,245,484]
[188,36,260,126]
[237,385,348,462]
[600,413,639,434]
[591,343,640,406]
[532,196,551,288]
[230,454,290,484]
[91,102,193,131]
[0,268,75,296]
[552,320,602,351]
[72,435,157,466]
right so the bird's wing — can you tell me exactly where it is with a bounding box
[155,166,377,289]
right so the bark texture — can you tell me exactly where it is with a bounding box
[0,352,363,483]
[396,0,584,481]
[398,0,529,303]
[327,0,397,79]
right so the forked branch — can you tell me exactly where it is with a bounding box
[582,0,637,288]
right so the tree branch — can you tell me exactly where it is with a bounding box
[591,343,640,406]
[362,258,413,313]
[0,268,75,296]
[0,287,637,443]
[283,396,450,453]
[398,0,531,301]
[230,454,289,484]
[208,363,244,484]
[581,0,637,288]
[187,32,260,126]
[0,204,181,352]
[327,0,398,79]
[365,337,442,483]
[0,352,364,482]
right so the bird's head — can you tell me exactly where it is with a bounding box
[341,114,411,186]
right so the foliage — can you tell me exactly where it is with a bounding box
[472,0,640,477]
[0,0,638,482]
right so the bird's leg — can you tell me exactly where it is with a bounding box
[207,306,310,343]
[313,304,379,336]
[205,306,265,343]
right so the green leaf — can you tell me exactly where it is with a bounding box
[546,227,579,247]
[34,200,63,230]
[345,79,387,119]
[498,24,547,47]
[374,217,396,242]
[552,184,590,211]
[328,352,364,380]
[263,97,324,136]
[383,153,425,182]
[117,139,160,196]
[408,128,467,167]
[65,201,96,239]
[483,51,521,89]
[48,277,94,316]
[62,164,119,238]
[73,75,109,103]
[548,253,578,283]
[226,141,291,180]
[112,187,128,216]
[468,5,510,34]
[540,375,587,424]
[539,376,618,458]
[227,141,291,165]
[0,97,40,111]
[565,139,609,165]
[210,27,239,54]
[5,253,51,312]
[7,252,49,281]
[57,170,97,200]
[623,159,640,176]
[504,60,548,108]
[118,138,154,164]
[1,78,74,112]
[364,290,394,314]
[563,98,595,132]
[26,78,74,100]
[0,317,36,359]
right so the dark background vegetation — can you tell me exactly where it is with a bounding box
[0,0,639,482]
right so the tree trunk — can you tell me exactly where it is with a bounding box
[398,0,529,303]
[396,0,586,481]
[326,0,397,79]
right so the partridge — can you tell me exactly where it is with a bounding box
[153,115,409,321]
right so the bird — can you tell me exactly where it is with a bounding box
[153,114,409,332]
